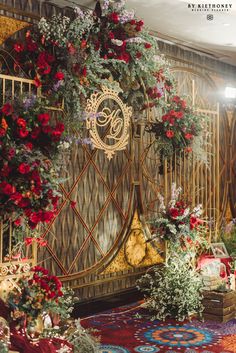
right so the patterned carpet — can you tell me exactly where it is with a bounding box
[82,302,236,353]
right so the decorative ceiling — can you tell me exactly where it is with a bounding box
[43,0,236,66]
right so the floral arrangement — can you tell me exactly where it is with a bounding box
[5,0,205,159]
[145,95,204,158]
[7,266,64,324]
[149,183,207,246]
[0,98,65,229]
[137,251,204,321]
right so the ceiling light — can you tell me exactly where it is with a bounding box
[223,23,230,26]
[225,86,236,99]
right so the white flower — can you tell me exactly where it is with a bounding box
[111,39,124,46]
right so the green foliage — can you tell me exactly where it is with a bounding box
[0,341,8,353]
[220,220,236,257]
[137,250,204,321]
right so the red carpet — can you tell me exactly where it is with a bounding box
[82,302,236,353]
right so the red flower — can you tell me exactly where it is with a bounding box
[25,142,33,150]
[110,12,119,24]
[138,20,144,26]
[145,43,152,49]
[0,128,6,137]
[10,192,23,204]
[1,103,13,116]
[26,38,38,52]
[80,39,87,49]
[130,19,136,25]
[16,118,27,129]
[185,133,193,140]
[42,125,52,134]
[18,163,30,174]
[0,182,13,195]
[13,43,24,53]
[30,212,41,224]
[109,31,115,39]
[31,127,41,139]
[14,218,22,226]
[33,77,42,87]
[185,147,192,153]
[18,129,29,138]
[67,42,76,54]
[136,52,142,59]
[181,100,187,109]
[190,216,198,230]
[25,237,34,245]
[81,66,87,77]
[51,130,62,141]
[169,207,179,219]
[166,130,174,138]
[135,26,142,32]
[37,113,50,126]
[54,72,64,81]
[7,148,15,159]
[175,111,184,119]
[55,122,65,132]
[122,52,131,63]
[41,211,54,223]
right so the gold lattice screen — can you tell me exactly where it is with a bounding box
[0,70,226,299]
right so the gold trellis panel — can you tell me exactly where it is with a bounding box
[0,74,37,297]
[140,69,223,241]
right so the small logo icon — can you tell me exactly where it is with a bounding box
[207,14,214,20]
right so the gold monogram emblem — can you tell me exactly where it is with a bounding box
[85,85,132,160]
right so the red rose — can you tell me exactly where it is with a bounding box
[18,129,29,138]
[185,147,192,153]
[13,43,24,53]
[173,96,180,103]
[166,130,174,138]
[42,125,52,134]
[136,52,142,59]
[145,43,152,49]
[185,133,193,140]
[176,111,183,119]
[138,20,144,26]
[181,100,187,109]
[41,211,54,223]
[1,103,13,116]
[122,52,131,63]
[109,31,115,39]
[25,142,33,150]
[0,128,6,137]
[80,39,87,49]
[26,38,37,51]
[51,130,62,141]
[10,192,23,204]
[14,218,22,226]
[130,19,136,25]
[110,12,119,24]
[135,26,142,32]
[16,118,27,129]
[18,163,30,174]
[0,164,11,177]
[31,127,41,139]
[0,182,13,195]
[30,212,41,224]
[54,72,64,81]
[25,237,34,245]
[37,113,50,126]
[190,216,198,230]
[81,66,87,77]
[33,77,42,87]
[169,207,179,219]
[55,122,64,132]
[7,148,15,159]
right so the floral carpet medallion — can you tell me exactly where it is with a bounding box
[83,303,236,353]
[136,324,220,349]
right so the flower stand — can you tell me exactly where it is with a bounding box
[202,290,236,323]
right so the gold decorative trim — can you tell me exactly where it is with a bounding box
[86,85,132,160]
[0,15,30,45]
[101,210,164,274]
